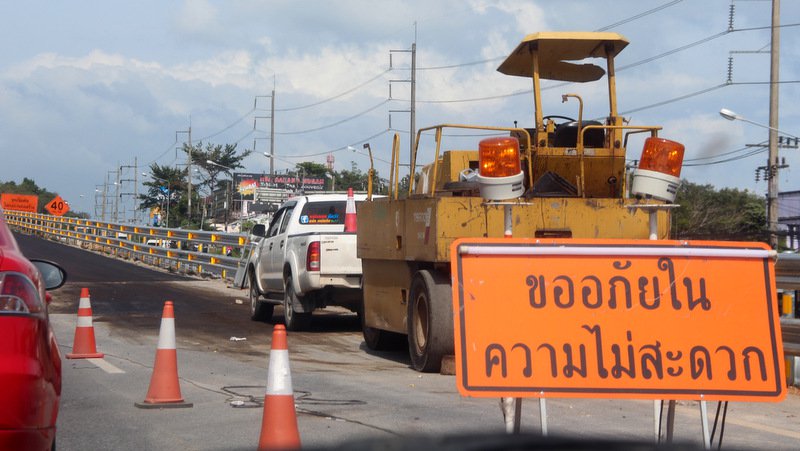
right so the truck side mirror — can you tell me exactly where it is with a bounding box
[251,223,266,237]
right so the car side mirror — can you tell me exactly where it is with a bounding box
[31,259,67,290]
[251,224,266,238]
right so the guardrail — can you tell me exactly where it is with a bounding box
[3,210,251,280]
[781,319,800,357]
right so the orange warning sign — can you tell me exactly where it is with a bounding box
[1,193,39,213]
[45,195,69,216]
[451,238,785,402]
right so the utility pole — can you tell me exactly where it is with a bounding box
[119,158,139,223]
[177,124,192,223]
[114,166,121,222]
[767,0,781,248]
[255,89,275,177]
[271,89,275,178]
[410,40,416,168]
[389,24,417,180]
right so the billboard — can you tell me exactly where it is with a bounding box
[1,193,39,213]
[234,172,326,200]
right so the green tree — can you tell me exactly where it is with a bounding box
[139,164,188,227]
[671,181,768,242]
[185,142,251,196]
[334,162,384,193]
[296,161,328,178]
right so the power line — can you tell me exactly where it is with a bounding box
[414,0,687,71]
[417,57,504,71]
[195,107,255,142]
[275,99,390,135]
[146,139,178,166]
[619,83,728,116]
[617,30,729,71]
[683,145,766,167]
[269,129,392,158]
[730,22,800,33]
[684,141,766,162]
[409,25,731,105]
[415,89,528,104]
[595,0,684,31]
[275,69,392,112]
[729,81,800,85]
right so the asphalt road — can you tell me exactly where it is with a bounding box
[13,232,800,450]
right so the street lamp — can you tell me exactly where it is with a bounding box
[720,108,798,248]
[348,144,376,199]
[719,108,799,139]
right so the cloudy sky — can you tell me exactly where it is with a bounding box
[1,0,798,219]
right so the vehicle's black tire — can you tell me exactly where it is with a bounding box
[362,308,406,351]
[407,270,454,372]
[284,275,312,331]
[249,270,274,322]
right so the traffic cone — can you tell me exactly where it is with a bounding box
[343,187,357,232]
[258,324,300,450]
[135,301,193,409]
[66,288,104,359]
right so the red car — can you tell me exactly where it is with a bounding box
[0,211,66,451]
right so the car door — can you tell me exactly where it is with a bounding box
[259,207,288,292]
[265,205,295,291]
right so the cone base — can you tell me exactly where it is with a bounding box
[134,400,193,409]
[259,395,301,449]
[66,352,105,359]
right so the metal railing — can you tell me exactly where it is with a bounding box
[4,210,250,280]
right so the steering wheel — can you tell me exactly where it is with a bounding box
[541,115,576,125]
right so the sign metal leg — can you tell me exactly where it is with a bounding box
[700,400,711,450]
[539,397,548,437]
[654,400,662,443]
[666,400,676,443]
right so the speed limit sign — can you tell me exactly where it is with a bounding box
[45,195,70,216]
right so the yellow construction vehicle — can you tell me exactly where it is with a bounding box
[357,32,686,372]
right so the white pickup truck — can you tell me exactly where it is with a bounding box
[244,193,366,330]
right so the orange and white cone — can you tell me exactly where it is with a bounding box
[66,288,104,359]
[343,187,357,232]
[258,324,300,450]
[135,301,192,409]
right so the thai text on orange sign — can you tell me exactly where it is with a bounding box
[1,193,39,213]
[451,238,785,402]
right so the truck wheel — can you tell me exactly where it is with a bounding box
[362,315,406,351]
[284,275,312,331]
[249,270,274,322]
[407,270,454,372]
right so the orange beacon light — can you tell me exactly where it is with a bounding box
[631,137,685,203]
[475,137,525,200]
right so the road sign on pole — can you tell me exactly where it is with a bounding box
[45,195,69,216]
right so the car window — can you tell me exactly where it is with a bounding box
[297,201,346,225]
[266,209,285,238]
[278,207,295,234]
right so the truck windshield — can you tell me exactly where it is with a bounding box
[298,201,346,225]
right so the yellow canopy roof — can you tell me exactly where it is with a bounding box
[497,32,629,82]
